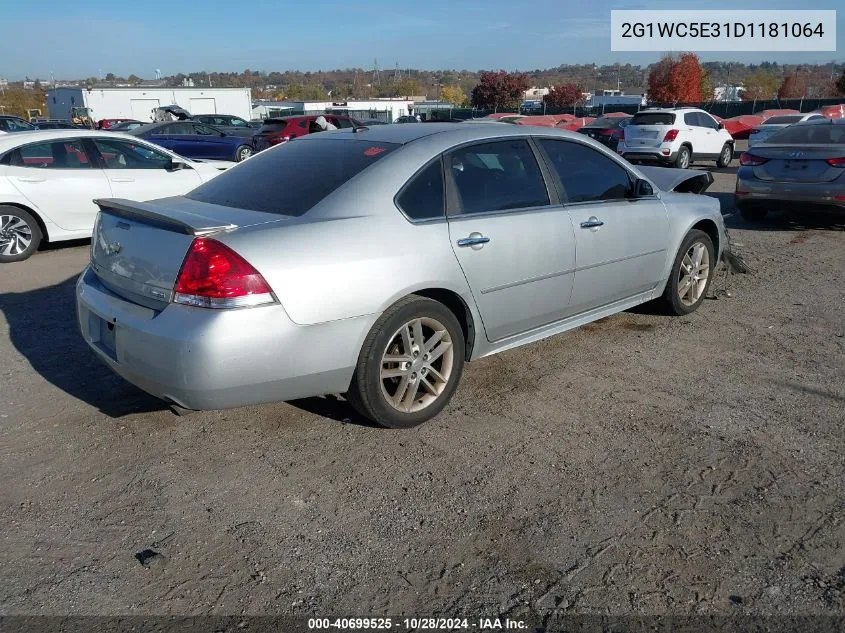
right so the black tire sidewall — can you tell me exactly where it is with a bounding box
[663,230,715,315]
[0,206,42,263]
[350,297,465,429]
[717,143,732,168]
[675,146,690,169]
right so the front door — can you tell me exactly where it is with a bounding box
[445,139,577,342]
[6,137,111,233]
[536,138,670,313]
[87,137,204,200]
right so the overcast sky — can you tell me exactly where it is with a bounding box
[2,0,842,79]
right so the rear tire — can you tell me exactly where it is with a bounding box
[235,145,253,162]
[660,229,715,316]
[346,295,465,429]
[740,208,768,223]
[716,143,733,168]
[674,145,691,169]
[0,206,42,263]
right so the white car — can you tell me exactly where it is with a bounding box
[617,108,734,169]
[0,130,230,262]
[747,112,827,147]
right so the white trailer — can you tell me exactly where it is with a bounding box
[46,87,253,123]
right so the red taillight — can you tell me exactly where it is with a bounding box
[825,157,845,167]
[663,129,679,142]
[739,152,769,166]
[174,238,274,309]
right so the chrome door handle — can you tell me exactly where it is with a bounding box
[110,178,135,183]
[457,233,490,248]
[17,177,46,183]
[580,217,604,229]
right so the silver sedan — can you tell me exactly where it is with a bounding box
[736,118,845,222]
[77,123,728,428]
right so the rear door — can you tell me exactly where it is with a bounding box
[444,138,577,342]
[191,123,229,159]
[88,137,204,200]
[144,123,177,151]
[537,138,670,313]
[164,122,199,156]
[5,138,111,232]
[690,112,723,155]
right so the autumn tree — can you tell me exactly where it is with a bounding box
[440,85,467,106]
[777,73,807,98]
[543,83,583,108]
[394,78,422,98]
[648,53,703,103]
[741,71,780,100]
[470,71,530,111]
[127,74,141,85]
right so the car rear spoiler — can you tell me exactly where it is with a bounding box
[94,198,237,236]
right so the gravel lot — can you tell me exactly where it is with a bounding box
[1,143,843,628]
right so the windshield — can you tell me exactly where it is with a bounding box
[631,113,675,125]
[764,115,803,125]
[186,138,399,216]
[765,123,845,145]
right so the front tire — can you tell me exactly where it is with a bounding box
[660,229,715,316]
[235,145,253,162]
[674,145,691,169]
[346,295,465,428]
[716,143,733,168]
[0,206,42,263]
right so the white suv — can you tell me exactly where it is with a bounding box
[617,108,734,169]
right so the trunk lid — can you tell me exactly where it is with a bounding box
[91,197,287,309]
[746,145,845,183]
[625,125,665,148]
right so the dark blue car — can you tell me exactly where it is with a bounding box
[129,121,254,162]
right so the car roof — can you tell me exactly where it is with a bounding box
[0,128,147,151]
[797,117,845,125]
[298,121,589,146]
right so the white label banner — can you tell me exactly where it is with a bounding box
[611,10,836,51]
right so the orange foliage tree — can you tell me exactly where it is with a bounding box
[648,53,703,103]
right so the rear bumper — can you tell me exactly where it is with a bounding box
[735,171,845,214]
[76,267,371,410]
[618,148,678,164]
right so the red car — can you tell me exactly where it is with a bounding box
[252,114,361,151]
[97,118,139,129]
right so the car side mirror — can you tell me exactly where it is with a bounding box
[633,178,654,197]
[717,122,725,130]
[168,158,187,171]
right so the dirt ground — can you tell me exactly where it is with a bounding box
[1,144,843,629]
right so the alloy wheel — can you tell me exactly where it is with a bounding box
[0,214,33,256]
[380,317,454,413]
[678,242,710,306]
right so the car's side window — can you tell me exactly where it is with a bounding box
[229,117,249,127]
[92,139,172,170]
[166,123,192,135]
[193,124,217,135]
[446,140,549,215]
[684,112,700,127]
[335,118,354,129]
[9,140,92,169]
[397,159,444,221]
[7,119,32,132]
[538,139,632,203]
[699,113,718,129]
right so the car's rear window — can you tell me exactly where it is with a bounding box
[631,113,676,125]
[764,115,803,125]
[186,138,399,216]
[584,117,629,128]
[765,124,845,145]
[258,120,290,133]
